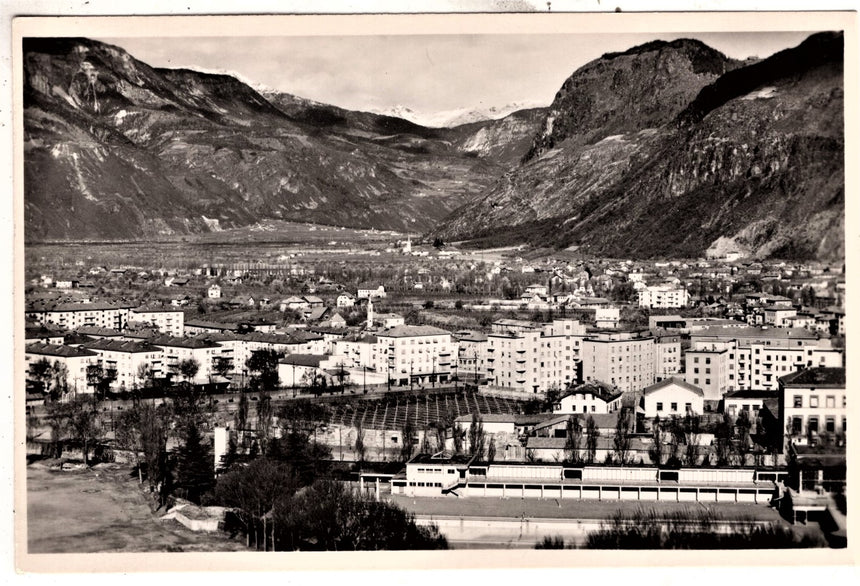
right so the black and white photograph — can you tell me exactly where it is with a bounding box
[9,6,857,572]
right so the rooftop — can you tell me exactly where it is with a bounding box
[643,377,704,397]
[280,354,328,368]
[25,342,98,358]
[378,325,451,338]
[780,367,845,387]
[724,389,779,400]
[84,338,164,354]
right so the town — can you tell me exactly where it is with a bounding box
[24,235,847,549]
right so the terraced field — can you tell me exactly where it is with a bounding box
[326,391,525,431]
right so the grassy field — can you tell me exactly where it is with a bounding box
[26,462,248,554]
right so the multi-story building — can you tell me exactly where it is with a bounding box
[128,307,185,337]
[25,301,135,331]
[653,331,682,381]
[638,285,689,309]
[485,319,586,394]
[83,339,166,391]
[145,335,222,385]
[581,330,656,393]
[377,325,453,387]
[684,343,732,401]
[781,367,846,445]
[455,331,488,386]
[689,326,843,393]
[357,284,386,299]
[25,342,99,396]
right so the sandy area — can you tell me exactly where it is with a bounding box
[26,462,248,554]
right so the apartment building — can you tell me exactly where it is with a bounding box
[377,325,454,386]
[25,301,135,331]
[145,335,223,385]
[781,367,846,444]
[637,285,689,308]
[83,339,166,391]
[455,331,488,386]
[485,319,586,394]
[654,331,682,381]
[684,344,732,401]
[25,342,99,395]
[128,307,185,337]
[689,327,842,393]
[581,330,656,393]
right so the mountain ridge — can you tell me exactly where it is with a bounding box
[430,32,844,262]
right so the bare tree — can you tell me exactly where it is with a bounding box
[585,415,599,464]
[735,410,753,466]
[683,413,701,466]
[256,394,274,455]
[649,415,664,466]
[564,415,582,464]
[452,422,464,455]
[468,413,486,459]
[354,421,366,464]
[613,408,633,466]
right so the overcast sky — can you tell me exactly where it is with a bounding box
[97,32,816,115]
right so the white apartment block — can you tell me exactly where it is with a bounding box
[377,325,454,386]
[684,344,731,401]
[687,327,843,395]
[128,307,185,337]
[654,333,682,381]
[638,285,689,308]
[455,331,488,385]
[25,343,99,396]
[357,285,386,299]
[26,302,135,331]
[485,319,586,394]
[334,334,381,372]
[83,339,166,391]
[146,335,222,385]
[581,330,656,393]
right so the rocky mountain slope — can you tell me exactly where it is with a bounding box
[432,33,844,261]
[23,37,543,241]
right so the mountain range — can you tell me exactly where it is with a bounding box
[432,33,844,261]
[23,33,844,261]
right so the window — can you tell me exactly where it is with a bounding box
[826,417,835,433]
[792,417,803,434]
[685,403,692,411]
[694,378,699,385]
[810,396,819,408]
[694,357,699,363]
[794,396,803,408]
[808,417,819,433]
[656,402,663,411]
[705,368,711,374]
[705,378,711,385]
[706,357,711,364]
[671,402,678,411]
[694,367,699,374]
[826,396,835,408]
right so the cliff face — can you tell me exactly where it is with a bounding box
[432,33,844,262]
[23,37,525,241]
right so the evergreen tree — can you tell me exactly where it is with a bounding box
[174,421,214,504]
